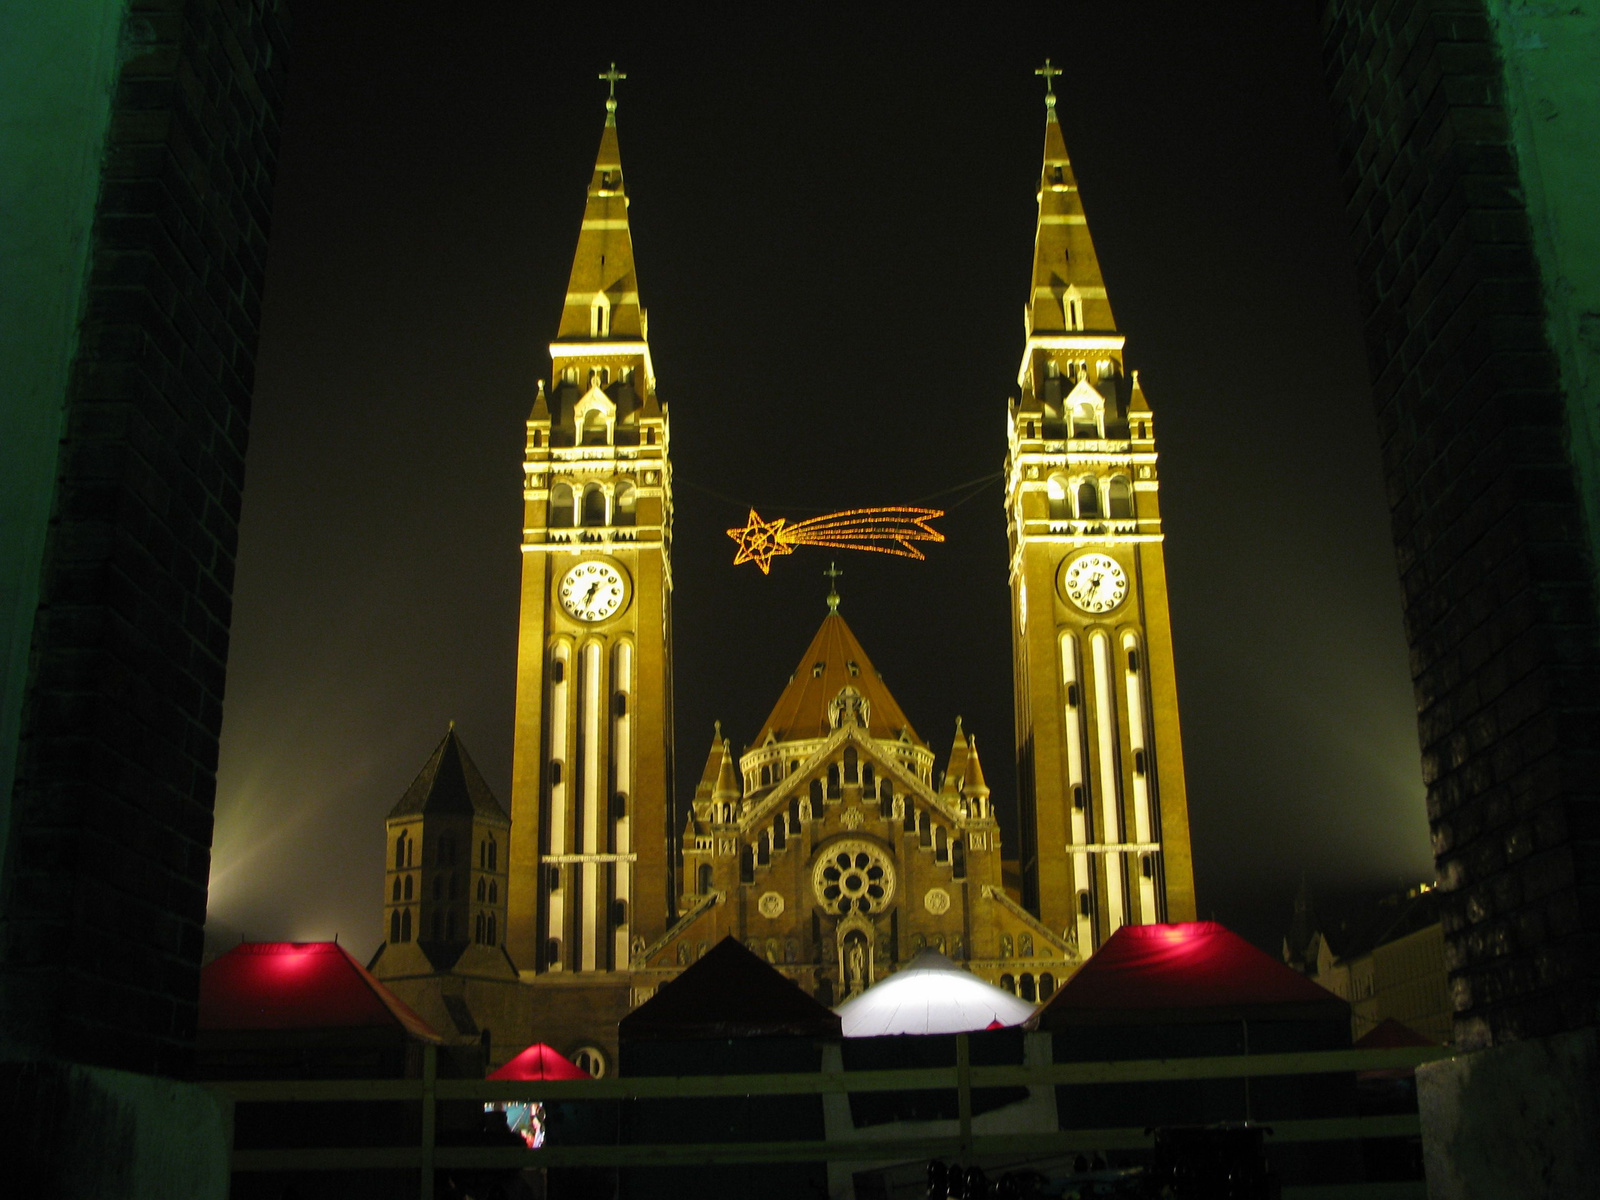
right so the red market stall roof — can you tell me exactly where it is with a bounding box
[489,1042,591,1081]
[620,936,842,1041]
[200,941,442,1042]
[1030,922,1349,1028]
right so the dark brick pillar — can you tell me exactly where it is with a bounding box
[1315,0,1600,1052]
[1,0,289,1079]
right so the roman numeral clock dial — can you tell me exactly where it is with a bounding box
[558,559,629,623]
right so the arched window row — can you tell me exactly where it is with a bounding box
[547,480,640,529]
[389,908,413,944]
[394,831,414,870]
[478,835,498,871]
[1045,473,1134,521]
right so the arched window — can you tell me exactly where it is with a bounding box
[773,816,786,851]
[861,764,874,792]
[401,909,412,942]
[1047,474,1071,520]
[581,409,608,446]
[614,482,636,526]
[1108,476,1132,519]
[549,482,574,528]
[1078,890,1092,916]
[612,898,628,926]
[392,876,402,902]
[903,801,916,833]
[1072,406,1098,439]
[918,811,932,848]
[879,784,893,819]
[843,747,858,782]
[757,831,771,866]
[488,880,497,903]
[788,796,801,833]
[951,839,967,879]
[390,910,401,942]
[476,877,486,902]
[811,778,825,808]
[1000,973,1015,994]
[486,914,495,945]
[404,875,414,901]
[475,912,485,943]
[1040,973,1056,1000]
[1077,479,1101,518]
[698,863,713,893]
[395,834,407,870]
[826,765,841,799]
[546,937,560,965]
[581,483,607,524]
[739,844,754,883]
[487,838,497,871]
[1020,973,1037,1002]
[590,292,610,337]
[934,825,947,861]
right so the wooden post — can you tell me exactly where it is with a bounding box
[420,1042,437,1200]
[955,1032,973,1165]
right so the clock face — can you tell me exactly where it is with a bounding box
[558,560,628,622]
[1061,553,1128,614]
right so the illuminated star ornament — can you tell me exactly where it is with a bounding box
[727,506,945,574]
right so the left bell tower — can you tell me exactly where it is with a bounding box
[507,69,674,978]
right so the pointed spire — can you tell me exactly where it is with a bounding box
[1025,68,1116,341]
[1129,368,1150,413]
[941,720,970,799]
[693,725,726,808]
[962,735,991,799]
[555,90,645,343]
[713,738,740,803]
[824,561,843,614]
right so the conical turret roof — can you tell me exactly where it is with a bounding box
[388,727,508,823]
[756,613,922,747]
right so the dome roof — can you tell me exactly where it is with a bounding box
[835,950,1037,1036]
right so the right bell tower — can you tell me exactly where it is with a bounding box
[1006,61,1196,955]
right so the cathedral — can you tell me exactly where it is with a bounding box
[369,69,1197,1075]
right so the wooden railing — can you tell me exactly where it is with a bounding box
[207,1038,1451,1199]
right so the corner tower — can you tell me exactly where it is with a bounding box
[507,77,674,978]
[1005,65,1196,954]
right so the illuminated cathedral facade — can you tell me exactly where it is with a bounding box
[370,71,1195,1072]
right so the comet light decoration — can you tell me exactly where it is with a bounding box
[727,506,946,574]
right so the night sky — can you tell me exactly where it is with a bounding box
[205,2,1435,959]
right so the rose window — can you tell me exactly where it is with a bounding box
[812,840,896,916]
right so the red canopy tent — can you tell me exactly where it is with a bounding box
[489,1042,591,1081]
[1030,922,1349,1028]
[200,941,441,1041]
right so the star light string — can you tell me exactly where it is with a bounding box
[727,506,945,574]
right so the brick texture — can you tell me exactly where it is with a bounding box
[1317,0,1600,1049]
[2,0,289,1077]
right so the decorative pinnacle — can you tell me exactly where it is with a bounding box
[1035,57,1061,111]
[824,561,843,613]
[599,61,626,119]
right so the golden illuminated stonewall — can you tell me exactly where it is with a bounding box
[1004,63,1197,952]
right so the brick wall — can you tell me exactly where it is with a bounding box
[1317,0,1600,1049]
[1,0,289,1077]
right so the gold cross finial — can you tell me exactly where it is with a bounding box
[1035,58,1061,110]
[599,61,626,117]
[824,561,843,613]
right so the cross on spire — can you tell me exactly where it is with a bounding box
[599,61,626,118]
[1035,57,1061,110]
[824,562,843,613]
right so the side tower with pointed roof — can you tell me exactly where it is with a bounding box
[507,79,675,984]
[1005,67,1196,955]
[372,726,514,982]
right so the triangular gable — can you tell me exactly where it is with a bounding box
[489,1042,591,1081]
[1029,922,1348,1028]
[199,942,443,1042]
[619,936,841,1041]
[758,614,922,746]
[388,728,508,823]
